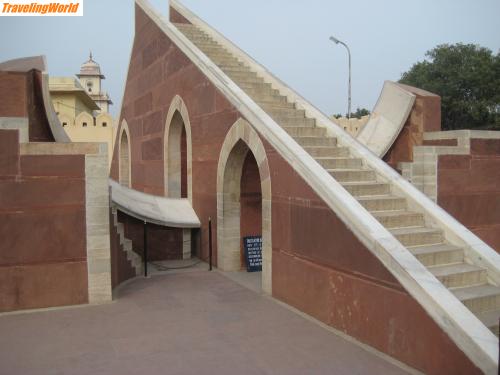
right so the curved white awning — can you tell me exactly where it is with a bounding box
[109,179,200,228]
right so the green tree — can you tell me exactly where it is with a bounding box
[399,43,500,130]
[351,107,370,119]
[332,108,370,119]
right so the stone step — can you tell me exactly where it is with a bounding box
[226,70,262,82]
[210,56,243,64]
[407,243,464,267]
[244,87,280,97]
[195,43,226,51]
[237,81,273,91]
[206,51,237,59]
[256,98,294,109]
[372,210,425,229]
[274,117,316,128]
[390,226,443,247]
[123,239,132,252]
[174,23,200,30]
[295,136,337,147]
[328,169,376,183]
[429,262,487,288]
[189,38,219,45]
[231,74,265,85]
[357,195,407,212]
[252,94,289,105]
[216,63,250,73]
[285,126,326,137]
[452,284,500,314]
[315,157,363,170]
[191,41,220,49]
[304,146,348,157]
[263,107,306,119]
[476,309,500,336]
[341,181,391,197]
[214,60,246,69]
[186,35,215,42]
[177,30,207,38]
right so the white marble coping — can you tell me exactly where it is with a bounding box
[41,72,71,143]
[0,117,29,143]
[356,81,415,157]
[424,130,500,140]
[20,142,106,156]
[109,179,201,228]
[135,0,498,371]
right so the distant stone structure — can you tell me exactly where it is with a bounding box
[49,53,114,166]
[332,115,369,136]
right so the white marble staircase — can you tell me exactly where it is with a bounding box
[174,22,500,338]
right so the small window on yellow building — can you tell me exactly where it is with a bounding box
[62,122,67,127]
[102,122,107,127]
[83,122,87,127]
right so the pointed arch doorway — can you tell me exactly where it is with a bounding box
[217,119,272,294]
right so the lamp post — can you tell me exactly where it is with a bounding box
[329,36,351,119]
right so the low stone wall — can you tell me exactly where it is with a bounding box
[332,115,369,137]
[0,126,112,312]
[383,85,441,169]
[400,130,500,252]
[0,130,87,311]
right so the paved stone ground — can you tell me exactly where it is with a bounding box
[0,269,413,375]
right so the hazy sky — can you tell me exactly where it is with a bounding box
[1,0,499,117]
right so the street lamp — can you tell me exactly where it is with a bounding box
[329,36,351,119]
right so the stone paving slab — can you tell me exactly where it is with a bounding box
[0,270,414,375]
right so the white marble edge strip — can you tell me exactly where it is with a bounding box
[137,0,497,371]
[424,129,500,140]
[0,117,29,142]
[115,23,136,132]
[85,144,112,304]
[40,72,71,143]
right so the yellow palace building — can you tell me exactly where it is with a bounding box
[49,53,114,167]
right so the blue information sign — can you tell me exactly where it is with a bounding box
[243,236,262,272]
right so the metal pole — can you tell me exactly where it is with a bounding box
[208,217,213,271]
[143,220,148,277]
[346,43,351,119]
[329,36,352,119]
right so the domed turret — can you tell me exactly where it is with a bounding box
[78,51,104,78]
[76,51,112,113]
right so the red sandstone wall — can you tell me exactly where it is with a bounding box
[107,6,480,373]
[116,211,183,261]
[169,6,191,25]
[0,72,27,118]
[0,129,88,312]
[438,138,500,251]
[384,84,441,169]
[0,70,54,142]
